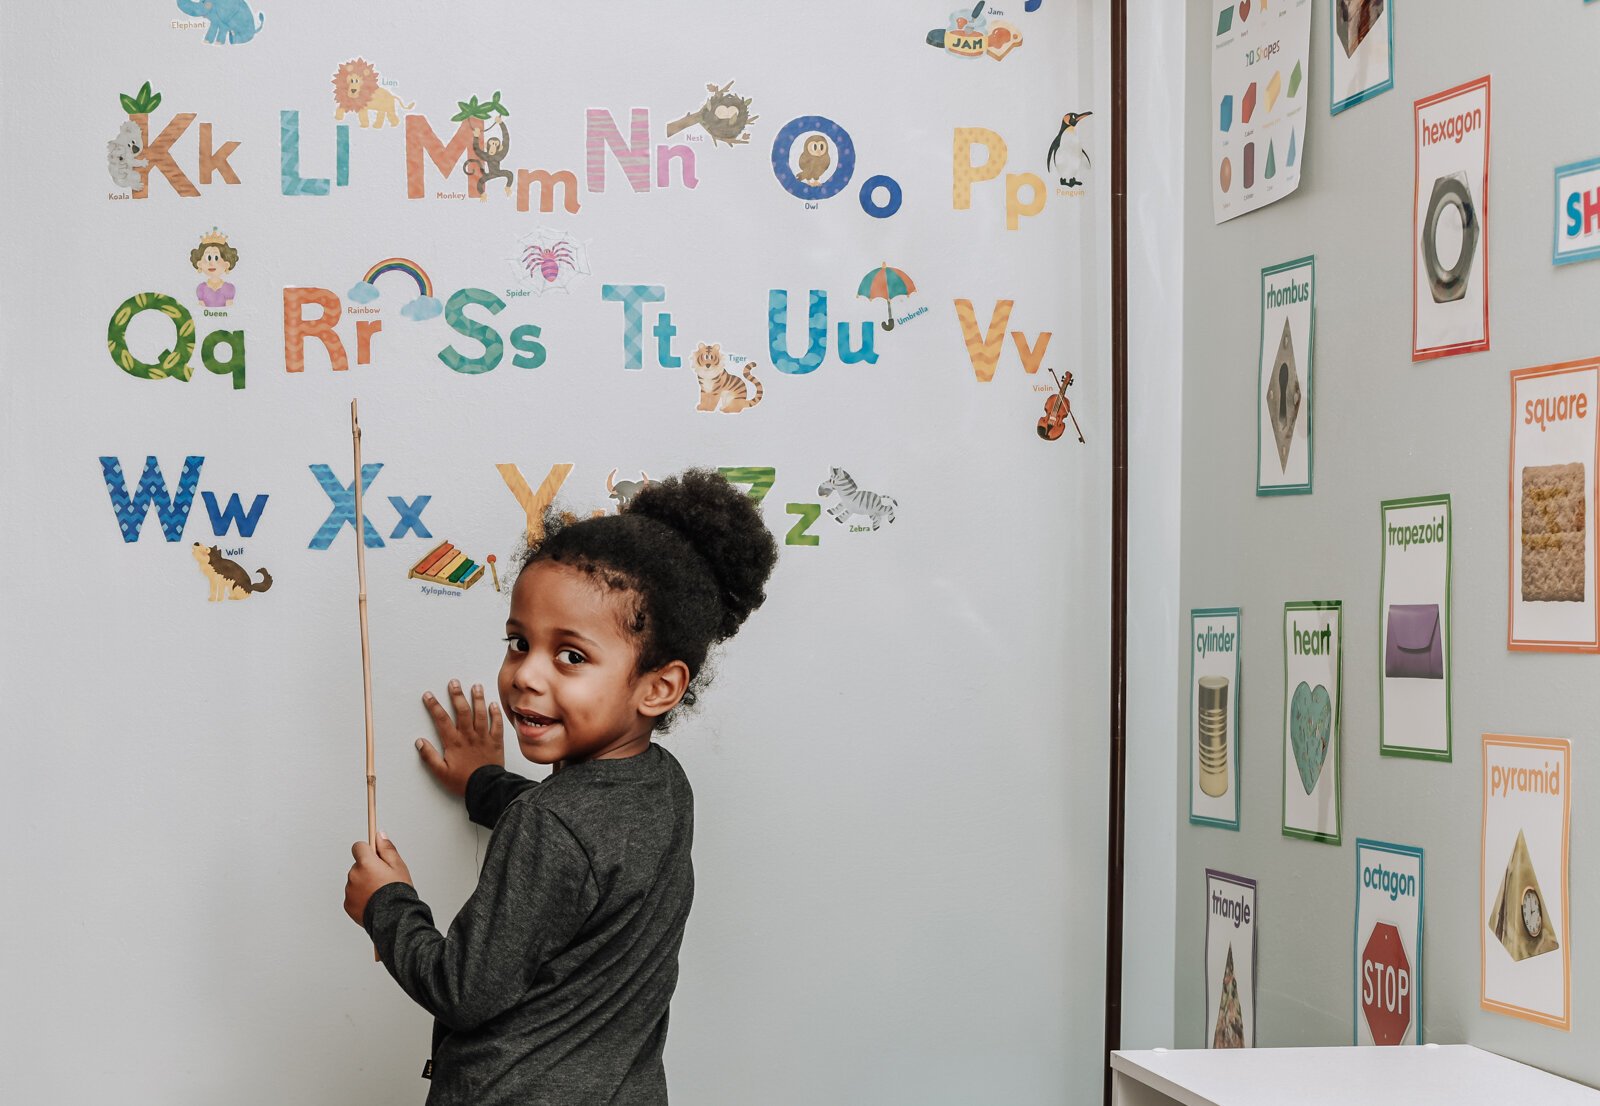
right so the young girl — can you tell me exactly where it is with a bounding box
[343,469,777,1104]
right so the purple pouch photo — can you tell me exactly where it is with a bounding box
[1385,603,1443,680]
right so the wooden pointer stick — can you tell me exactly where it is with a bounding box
[352,400,380,961]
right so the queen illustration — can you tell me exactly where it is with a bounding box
[191,229,238,308]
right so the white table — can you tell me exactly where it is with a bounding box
[1110,1045,1600,1105]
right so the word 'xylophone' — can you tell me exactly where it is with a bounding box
[408,541,485,590]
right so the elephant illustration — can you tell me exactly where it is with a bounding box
[175,0,265,44]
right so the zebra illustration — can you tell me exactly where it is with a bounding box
[817,467,897,530]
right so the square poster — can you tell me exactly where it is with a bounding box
[1481,735,1571,1030]
[1282,600,1341,844]
[1413,76,1490,360]
[1329,0,1394,114]
[1508,359,1600,652]
[1205,869,1257,1048]
[1191,608,1243,829]
[1378,495,1452,759]
[1354,839,1423,1046]
[1257,256,1315,495]
[1211,0,1312,223]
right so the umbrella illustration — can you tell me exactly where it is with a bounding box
[857,263,917,331]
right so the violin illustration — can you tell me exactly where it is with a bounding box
[1037,368,1085,443]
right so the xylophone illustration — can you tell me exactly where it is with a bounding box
[408,541,485,590]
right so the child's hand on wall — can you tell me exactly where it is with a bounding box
[415,680,505,796]
[344,832,412,925]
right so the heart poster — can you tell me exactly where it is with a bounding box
[1283,600,1342,843]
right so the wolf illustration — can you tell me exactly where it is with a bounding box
[192,543,273,601]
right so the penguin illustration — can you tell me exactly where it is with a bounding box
[1047,111,1093,187]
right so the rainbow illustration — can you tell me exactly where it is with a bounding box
[348,257,442,321]
[363,257,432,298]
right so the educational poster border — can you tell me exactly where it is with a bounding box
[1506,358,1600,653]
[1377,494,1453,761]
[1255,255,1316,497]
[1281,599,1343,846]
[1479,734,1573,1030]
[1329,0,1396,115]
[1411,74,1492,362]
[1552,156,1600,267]
[1350,838,1425,1045]
[1190,606,1243,830]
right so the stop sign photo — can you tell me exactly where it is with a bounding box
[1361,922,1412,1045]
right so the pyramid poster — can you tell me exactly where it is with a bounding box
[1481,735,1571,1029]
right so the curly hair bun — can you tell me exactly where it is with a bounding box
[624,468,777,640]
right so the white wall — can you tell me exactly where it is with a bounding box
[1123,0,1187,1051]
[0,3,1115,1102]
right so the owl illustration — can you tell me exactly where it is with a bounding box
[797,133,832,184]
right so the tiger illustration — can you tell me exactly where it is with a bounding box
[817,467,897,530]
[691,343,764,413]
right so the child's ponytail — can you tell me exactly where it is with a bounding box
[520,468,778,727]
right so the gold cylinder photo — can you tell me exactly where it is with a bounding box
[1197,675,1230,797]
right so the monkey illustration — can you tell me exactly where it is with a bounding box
[664,79,759,147]
[796,133,832,184]
[469,120,513,196]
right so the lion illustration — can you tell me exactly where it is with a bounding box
[333,58,414,129]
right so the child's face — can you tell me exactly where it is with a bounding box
[498,561,659,764]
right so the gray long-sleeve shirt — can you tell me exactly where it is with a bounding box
[364,744,694,1104]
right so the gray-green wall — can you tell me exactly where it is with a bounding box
[1176,0,1600,1081]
